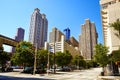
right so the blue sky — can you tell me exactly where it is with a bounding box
[0,0,103,51]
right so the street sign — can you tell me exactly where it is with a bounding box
[21,45,28,49]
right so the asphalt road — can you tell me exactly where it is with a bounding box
[0,75,53,80]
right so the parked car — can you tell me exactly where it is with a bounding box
[12,66,23,69]
[6,67,13,72]
[0,67,2,72]
[22,67,33,73]
[49,68,62,72]
[0,67,13,72]
[60,67,72,72]
[22,67,46,74]
[49,67,71,72]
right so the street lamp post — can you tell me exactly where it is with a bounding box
[33,43,37,75]
[77,58,79,70]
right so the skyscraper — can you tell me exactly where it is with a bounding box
[41,14,48,47]
[64,28,70,41]
[100,0,120,54]
[15,28,25,42]
[79,19,98,60]
[29,8,48,49]
[11,27,25,53]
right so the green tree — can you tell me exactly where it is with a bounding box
[110,19,120,38]
[110,50,120,75]
[0,46,3,53]
[111,50,120,62]
[94,43,109,72]
[109,19,120,62]
[72,55,86,69]
[109,49,120,75]
[109,19,120,75]
[11,53,19,65]
[49,52,54,66]
[0,52,10,67]
[11,41,34,67]
[55,51,72,67]
[86,60,98,69]
[0,46,10,67]
[37,49,48,69]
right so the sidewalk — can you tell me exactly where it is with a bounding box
[98,75,120,80]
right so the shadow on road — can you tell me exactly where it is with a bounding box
[0,75,54,80]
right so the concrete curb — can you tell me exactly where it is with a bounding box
[98,76,120,80]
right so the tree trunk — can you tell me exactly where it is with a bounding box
[101,66,104,76]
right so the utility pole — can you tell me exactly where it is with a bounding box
[77,58,79,70]
[53,42,56,74]
[33,43,37,75]
[47,47,50,75]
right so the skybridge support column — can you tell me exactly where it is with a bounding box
[0,39,3,52]
[0,39,2,46]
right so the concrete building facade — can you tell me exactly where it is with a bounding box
[79,19,98,60]
[29,8,48,49]
[45,35,80,57]
[69,36,79,47]
[49,27,64,43]
[45,28,80,57]
[100,0,120,54]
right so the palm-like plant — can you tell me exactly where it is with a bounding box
[109,19,120,75]
[94,43,109,74]
[110,19,120,38]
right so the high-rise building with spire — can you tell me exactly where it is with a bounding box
[29,8,48,49]
[64,28,70,41]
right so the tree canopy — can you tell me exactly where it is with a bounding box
[94,43,109,67]
[110,19,120,37]
[55,51,72,67]
[37,49,48,68]
[111,50,120,63]
[11,41,34,67]
[72,55,86,68]
[0,51,10,67]
[0,46,3,53]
